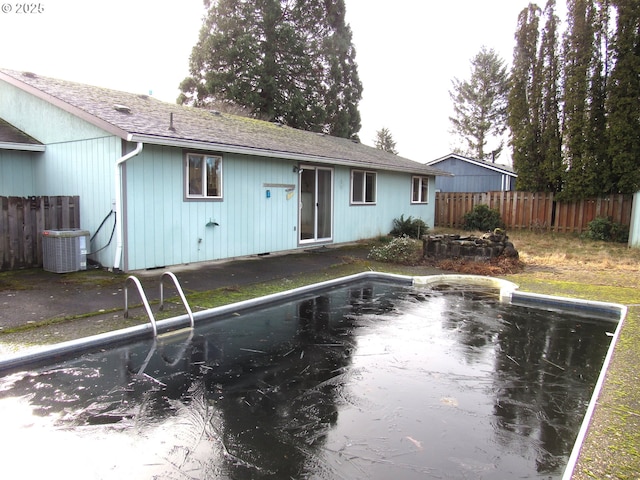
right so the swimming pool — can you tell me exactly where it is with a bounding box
[0,273,624,479]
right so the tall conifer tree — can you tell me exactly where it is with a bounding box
[507,0,636,197]
[585,0,613,194]
[562,0,599,198]
[374,127,398,154]
[322,1,363,138]
[508,4,543,191]
[538,0,563,193]
[179,0,362,138]
[449,47,509,161]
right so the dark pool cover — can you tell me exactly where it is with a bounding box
[0,281,612,479]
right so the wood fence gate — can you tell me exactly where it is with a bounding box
[0,196,80,270]
[435,191,633,233]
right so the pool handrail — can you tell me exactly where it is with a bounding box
[159,271,195,328]
[124,275,158,336]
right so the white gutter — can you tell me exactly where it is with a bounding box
[113,142,143,271]
[0,142,46,152]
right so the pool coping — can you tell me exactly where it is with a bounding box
[0,272,627,479]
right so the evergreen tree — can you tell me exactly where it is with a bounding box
[507,0,636,197]
[508,4,543,191]
[538,0,564,193]
[508,1,563,193]
[585,0,613,194]
[606,0,640,194]
[449,46,509,160]
[374,127,398,154]
[322,1,363,138]
[179,0,362,138]
[562,0,600,198]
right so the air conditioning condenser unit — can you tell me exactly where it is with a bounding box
[42,229,90,273]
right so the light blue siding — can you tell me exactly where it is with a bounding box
[123,146,301,270]
[123,146,436,270]
[35,137,121,267]
[0,150,38,195]
[334,167,435,240]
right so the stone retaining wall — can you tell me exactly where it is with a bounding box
[423,232,518,262]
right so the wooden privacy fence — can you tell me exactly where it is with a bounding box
[435,191,633,233]
[0,196,80,270]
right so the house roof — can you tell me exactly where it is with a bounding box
[0,117,44,152]
[0,68,449,176]
[427,153,517,177]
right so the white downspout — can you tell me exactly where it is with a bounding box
[113,142,143,271]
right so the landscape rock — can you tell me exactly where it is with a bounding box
[423,230,519,262]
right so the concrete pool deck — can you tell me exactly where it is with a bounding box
[0,243,443,334]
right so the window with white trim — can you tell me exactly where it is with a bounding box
[185,153,222,199]
[411,176,429,203]
[351,169,376,204]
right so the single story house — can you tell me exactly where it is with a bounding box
[426,153,517,192]
[0,68,449,272]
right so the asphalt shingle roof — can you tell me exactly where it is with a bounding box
[0,68,448,176]
[0,117,43,150]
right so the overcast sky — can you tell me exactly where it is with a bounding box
[0,0,567,164]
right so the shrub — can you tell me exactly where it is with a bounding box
[463,204,505,232]
[368,235,422,264]
[390,215,429,238]
[583,216,629,243]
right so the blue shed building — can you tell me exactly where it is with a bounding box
[0,69,449,272]
[426,153,517,193]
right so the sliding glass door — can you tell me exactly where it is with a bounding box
[299,166,333,243]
